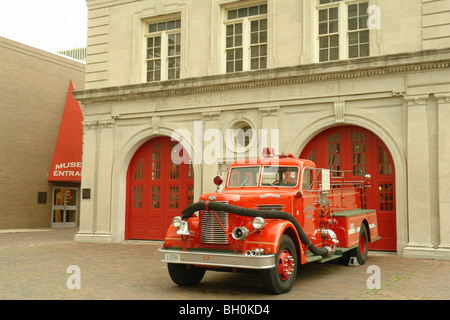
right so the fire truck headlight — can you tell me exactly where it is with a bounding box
[232,227,249,240]
[177,220,190,236]
[252,217,265,230]
[172,216,182,229]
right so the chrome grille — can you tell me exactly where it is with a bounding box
[201,211,229,244]
[257,204,283,211]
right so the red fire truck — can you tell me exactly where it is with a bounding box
[158,151,379,294]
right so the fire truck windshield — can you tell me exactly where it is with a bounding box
[227,165,299,188]
[228,166,260,187]
[261,166,299,187]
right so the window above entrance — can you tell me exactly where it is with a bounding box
[223,3,268,73]
[316,0,370,62]
[145,16,181,82]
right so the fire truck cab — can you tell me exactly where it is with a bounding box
[158,152,379,294]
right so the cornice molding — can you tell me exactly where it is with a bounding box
[259,106,280,116]
[82,120,99,130]
[202,111,221,121]
[435,93,450,103]
[403,94,430,105]
[73,49,450,105]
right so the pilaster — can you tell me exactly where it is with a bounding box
[403,95,435,257]
[435,93,450,258]
[75,119,115,243]
[95,120,115,235]
[259,106,280,153]
[77,121,98,237]
[201,111,221,194]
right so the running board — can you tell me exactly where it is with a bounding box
[306,246,357,263]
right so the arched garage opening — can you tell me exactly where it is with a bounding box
[125,136,194,240]
[300,125,396,251]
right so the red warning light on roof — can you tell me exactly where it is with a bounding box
[262,148,274,158]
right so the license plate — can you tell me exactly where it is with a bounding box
[165,253,180,262]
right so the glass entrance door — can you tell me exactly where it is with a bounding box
[52,187,78,227]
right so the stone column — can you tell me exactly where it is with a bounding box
[75,121,99,242]
[259,107,280,154]
[94,119,115,237]
[75,119,115,243]
[201,111,221,194]
[436,93,450,258]
[403,95,435,257]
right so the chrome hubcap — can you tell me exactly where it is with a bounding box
[278,250,295,281]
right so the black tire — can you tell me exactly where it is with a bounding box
[262,235,297,295]
[167,263,206,286]
[339,223,369,266]
[355,223,369,265]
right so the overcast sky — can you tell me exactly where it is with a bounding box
[0,0,88,52]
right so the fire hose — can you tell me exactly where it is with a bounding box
[181,201,336,257]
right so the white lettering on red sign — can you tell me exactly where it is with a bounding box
[53,171,81,177]
[53,162,82,177]
[55,162,82,170]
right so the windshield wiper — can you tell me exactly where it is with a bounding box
[240,177,249,187]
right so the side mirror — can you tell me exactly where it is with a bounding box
[364,174,372,187]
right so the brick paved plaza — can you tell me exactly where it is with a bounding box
[0,228,449,301]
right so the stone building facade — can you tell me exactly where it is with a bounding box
[73,0,450,259]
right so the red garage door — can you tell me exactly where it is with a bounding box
[126,137,194,240]
[300,126,396,251]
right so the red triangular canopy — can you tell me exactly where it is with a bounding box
[48,81,83,182]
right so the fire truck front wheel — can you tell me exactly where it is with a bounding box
[262,235,297,295]
[167,263,206,286]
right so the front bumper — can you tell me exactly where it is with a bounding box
[158,248,276,270]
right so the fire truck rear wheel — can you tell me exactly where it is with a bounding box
[357,223,369,264]
[167,263,206,286]
[262,235,297,295]
[339,223,369,266]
